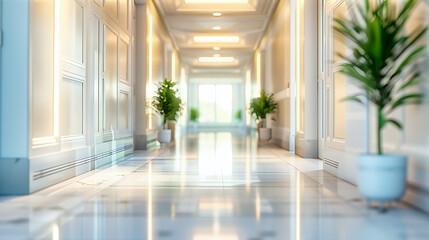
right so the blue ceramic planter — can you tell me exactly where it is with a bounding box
[358,154,407,202]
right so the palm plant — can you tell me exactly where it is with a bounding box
[249,90,277,121]
[151,79,183,129]
[334,0,426,154]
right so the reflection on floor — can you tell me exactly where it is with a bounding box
[0,130,428,240]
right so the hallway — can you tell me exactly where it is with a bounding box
[0,130,428,240]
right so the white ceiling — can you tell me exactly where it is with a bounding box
[152,0,279,71]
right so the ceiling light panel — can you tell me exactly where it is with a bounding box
[186,0,248,3]
[212,12,222,17]
[199,57,235,62]
[194,36,239,43]
[212,26,222,31]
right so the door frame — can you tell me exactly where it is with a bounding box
[318,0,351,173]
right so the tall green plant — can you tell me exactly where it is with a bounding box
[249,90,277,121]
[151,79,183,128]
[334,0,426,154]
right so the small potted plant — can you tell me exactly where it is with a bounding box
[249,90,277,141]
[335,0,426,208]
[235,109,242,122]
[151,79,183,143]
[189,107,200,128]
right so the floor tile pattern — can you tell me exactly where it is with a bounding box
[0,130,428,240]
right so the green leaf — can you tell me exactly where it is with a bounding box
[386,119,403,129]
[341,94,365,104]
[390,93,424,111]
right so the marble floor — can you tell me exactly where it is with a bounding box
[0,130,428,240]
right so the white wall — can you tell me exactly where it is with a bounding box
[0,0,136,194]
[134,0,181,149]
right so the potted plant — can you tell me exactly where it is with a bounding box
[249,90,277,141]
[335,0,426,207]
[166,93,184,141]
[151,78,183,143]
[235,109,242,122]
[189,107,199,128]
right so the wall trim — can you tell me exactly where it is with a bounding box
[0,137,133,195]
[295,136,318,158]
[33,144,133,180]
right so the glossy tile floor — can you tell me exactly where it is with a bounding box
[1,130,429,240]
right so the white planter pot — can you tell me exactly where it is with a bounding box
[259,128,272,141]
[358,154,407,202]
[158,129,171,143]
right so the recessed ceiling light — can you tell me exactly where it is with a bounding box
[213,54,221,57]
[194,36,239,43]
[212,26,222,31]
[199,57,235,63]
[187,0,248,3]
[213,46,221,50]
[212,12,222,17]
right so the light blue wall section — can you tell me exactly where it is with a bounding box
[1,0,29,158]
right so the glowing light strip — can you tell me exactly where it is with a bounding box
[199,57,235,63]
[172,52,175,82]
[246,70,251,126]
[181,68,186,82]
[193,36,239,43]
[53,0,60,137]
[256,52,261,91]
[296,0,301,132]
[148,15,153,129]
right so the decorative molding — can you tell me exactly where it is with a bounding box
[273,88,290,102]
[32,144,133,181]
[61,134,85,143]
[32,136,58,147]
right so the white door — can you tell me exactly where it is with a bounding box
[318,0,348,174]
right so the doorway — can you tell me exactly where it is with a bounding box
[188,79,244,128]
[198,84,233,124]
[318,0,347,174]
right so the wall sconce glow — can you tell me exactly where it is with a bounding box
[172,52,176,82]
[194,36,239,43]
[213,46,221,50]
[148,14,154,129]
[296,0,301,132]
[199,57,235,63]
[256,52,261,91]
[212,26,222,31]
[186,0,247,3]
[54,0,60,137]
[212,12,222,17]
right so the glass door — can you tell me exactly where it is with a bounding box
[198,84,233,125]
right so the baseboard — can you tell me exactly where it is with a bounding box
[403,184,429,213]
[295,136,318,158]
[134,130,157,150]
[0,137,133,195]
[270,126,290,150]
